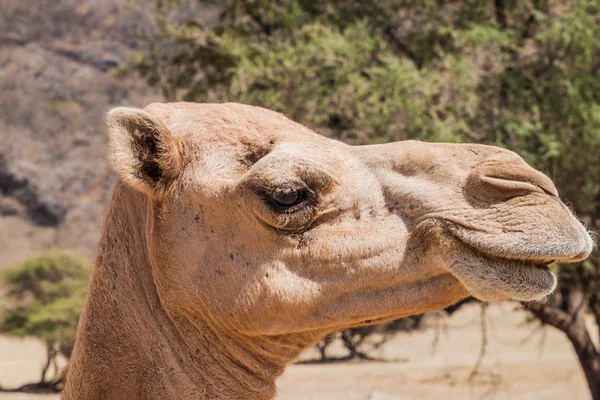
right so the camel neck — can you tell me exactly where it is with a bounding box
[62,182,291,399]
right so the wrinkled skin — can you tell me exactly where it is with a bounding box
[63,103,593,400]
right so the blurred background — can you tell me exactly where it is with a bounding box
[0,0,599,399]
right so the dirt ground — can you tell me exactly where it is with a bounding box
[0,302,593,400]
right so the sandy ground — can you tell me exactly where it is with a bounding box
[0,302,593,400]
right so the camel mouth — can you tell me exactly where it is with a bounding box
[411,203,593,302]
[431,192,594,265]
[433,206,593,302]
[443,242,559,302]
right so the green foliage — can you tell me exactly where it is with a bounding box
[0,249,91,357]
[132,0,503,143]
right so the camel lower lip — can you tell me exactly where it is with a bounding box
[445,246,558,302]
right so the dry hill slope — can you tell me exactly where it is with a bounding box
[0,0,163,265]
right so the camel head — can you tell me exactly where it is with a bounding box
[107,102,592,338]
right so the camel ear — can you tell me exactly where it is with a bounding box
[107,107,181,197]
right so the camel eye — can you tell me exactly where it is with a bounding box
[271,189,306,210]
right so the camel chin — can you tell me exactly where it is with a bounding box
[446,249,557,302]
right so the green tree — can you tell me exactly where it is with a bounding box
[131,1,600,397]
[0,249,91,387]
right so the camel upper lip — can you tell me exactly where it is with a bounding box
[436,215,594,265]
[447,231,589,266]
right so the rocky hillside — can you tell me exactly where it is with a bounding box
[0,0,165,265]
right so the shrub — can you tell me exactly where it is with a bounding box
[0,249,91,385]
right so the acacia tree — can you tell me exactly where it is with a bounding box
[0,249,90,389]
[131,1,600,397]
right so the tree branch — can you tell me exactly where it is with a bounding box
[526,301,598,360]
[525,302,575,332]
[494,0,508,29]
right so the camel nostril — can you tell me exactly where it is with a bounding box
[481,175,557,197]
[469,157,559,200]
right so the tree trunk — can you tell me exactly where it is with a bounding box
[573,346,600,400]
[39,345,57,385]
[527,292,600,400]
[39,346,52,385]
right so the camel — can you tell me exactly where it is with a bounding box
[62,102,593,399]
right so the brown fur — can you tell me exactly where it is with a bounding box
[62,103,593,399]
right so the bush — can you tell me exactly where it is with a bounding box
[0,249,91,385]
